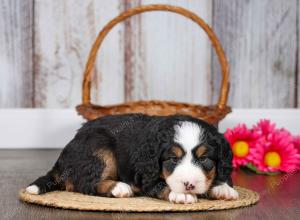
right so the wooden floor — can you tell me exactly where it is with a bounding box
[1,150,300,220]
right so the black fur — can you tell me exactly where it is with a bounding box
[28,114,233,198]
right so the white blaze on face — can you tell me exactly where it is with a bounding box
[166,121,209,194]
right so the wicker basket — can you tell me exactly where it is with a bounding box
[76,4,231,124]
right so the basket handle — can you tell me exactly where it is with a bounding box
[82,4,230,109]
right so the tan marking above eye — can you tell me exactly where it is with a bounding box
[170,145,184,158]
[195,145,207,157]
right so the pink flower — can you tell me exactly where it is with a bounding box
[252,130,300,173]
[253,119,276,137]
[224,124,261,168]
[254,119,292,140]
[293,136,300,170]
[293,136,300,151]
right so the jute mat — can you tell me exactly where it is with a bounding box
[19,186,259,212]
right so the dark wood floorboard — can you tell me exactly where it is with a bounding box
[0,149,300,220]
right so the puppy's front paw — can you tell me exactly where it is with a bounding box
[111,182,133,198]
[209,183,239,200]
[168,191,197,204]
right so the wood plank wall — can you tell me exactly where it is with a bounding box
[0,0,299,108]
[0,0,33,107]
[34,0,125,107]
[212,0,299,108]
[123,0,212,105]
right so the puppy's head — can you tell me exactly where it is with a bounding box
[160,121,231,195]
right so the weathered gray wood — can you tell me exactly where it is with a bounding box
[1,0,299,109]
[124,0,213,105]
[0,0,33,107]
[34,0,125,107]
[212,0,298,108]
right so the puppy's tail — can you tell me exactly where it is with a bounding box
[25,169,61,195]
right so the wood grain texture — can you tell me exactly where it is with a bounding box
[123,0,212,105]
[1,1,299,109]
[0,0,33,107]
[212,0,298,108]
[34,0,124,107]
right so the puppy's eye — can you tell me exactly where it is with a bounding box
[198,155,208,163]
[169,156,178,163]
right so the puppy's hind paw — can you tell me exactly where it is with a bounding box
[209,183,239,200]
[26,185,40,195]
[111,182,133,198]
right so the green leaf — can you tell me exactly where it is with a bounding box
[244,163,281,175]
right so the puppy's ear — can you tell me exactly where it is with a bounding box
[210,132,233,186]
[132,120,172,192]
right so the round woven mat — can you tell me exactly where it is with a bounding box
[19,186,259,212]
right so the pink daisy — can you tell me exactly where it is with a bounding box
[293,136,300,151]
[253,119,276,137]
[252,130,300,173]
[224,124,261,168]
[293,136,300,170]
[254,119,292,139]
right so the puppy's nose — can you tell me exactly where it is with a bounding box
[183,181,195,191]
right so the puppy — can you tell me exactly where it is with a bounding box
[26,114,238,204]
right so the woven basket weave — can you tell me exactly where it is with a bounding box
[19,186,259,212]
[76,4,231,124]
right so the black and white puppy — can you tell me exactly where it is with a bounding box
[26,114,238,204]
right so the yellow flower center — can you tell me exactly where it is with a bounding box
[232,141,249,157]
[264,151,281,168]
